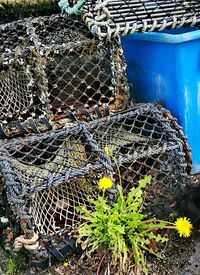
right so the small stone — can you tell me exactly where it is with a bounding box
[0,217,9,224]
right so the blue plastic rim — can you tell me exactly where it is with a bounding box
[127,27,200,43]
[121,28,200,173]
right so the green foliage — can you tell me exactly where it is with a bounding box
[6,258,16,275]
[3,251,28,275]
[76,175,169,274]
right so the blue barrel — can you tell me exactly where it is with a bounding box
[121,28,200,173]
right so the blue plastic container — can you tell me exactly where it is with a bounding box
[121,28,200,173]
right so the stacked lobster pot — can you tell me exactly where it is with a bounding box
[0,0,60,24]
[0,11,130,263]
[0,0,194,266]
[66,0,200,40]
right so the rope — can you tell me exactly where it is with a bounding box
[14,232,39,251]
[81,0,200,40]
[58,0,87,15]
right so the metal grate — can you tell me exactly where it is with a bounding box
[66,0,200,39]
[0,14,130,138]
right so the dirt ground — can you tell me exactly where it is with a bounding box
[0,235,200,275]
[1,176,200,275]
[1,232,200,275]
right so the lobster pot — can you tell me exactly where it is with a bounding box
[62,0,200,39]
[0,123,116,236]
[0,0,59,24]
[0,14,129,138]
[0,104,190,264]
[0,103,190,237]
[88,103,191,211]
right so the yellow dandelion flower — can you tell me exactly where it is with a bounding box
[104,146,112,156]
[63,261,68,267]
[175,217,193,238]
[98,177,113,190]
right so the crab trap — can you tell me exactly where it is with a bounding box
[0,0,60,24]
[0,103,191,263]
[88,103,191,212]
[59,0,200,39]
[0,14,129,138]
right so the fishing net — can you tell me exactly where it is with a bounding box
[0,14,129,138]
[0,103,191,261]
[0,123,114,232]
[59,0,200,39]
[88,103,191,213]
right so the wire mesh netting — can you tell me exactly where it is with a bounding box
[0,104,191,246]
[71,0,200,39]
[0,14,130,138]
